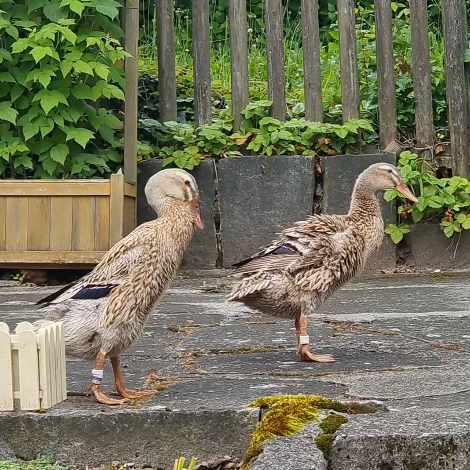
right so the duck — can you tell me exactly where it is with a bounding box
[227,163,418,363]
[34,168,204,405]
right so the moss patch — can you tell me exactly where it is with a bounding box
[243,395,349,466]
[0,459,69,470]
[315,413,349,460]
[243,395,379,468]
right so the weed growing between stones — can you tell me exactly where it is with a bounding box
[243,394,378,468]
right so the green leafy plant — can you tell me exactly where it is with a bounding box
[0,0,129,179]
[173,457,197,470]
[384,151,470,243]
[139,101,375,170]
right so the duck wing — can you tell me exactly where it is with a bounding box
[37,224,154,307]
[230,214,365,284]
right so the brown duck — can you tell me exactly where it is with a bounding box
[227,163,418,363]
[34,168,204,405]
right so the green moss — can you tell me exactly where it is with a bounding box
[315,413,349,460]
[319,413,349,434]
[0,458,69,470]
[243,395,349,467]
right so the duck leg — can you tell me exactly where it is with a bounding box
[90,351,130,405]
[111,356,157,399]
[295,314,335,363]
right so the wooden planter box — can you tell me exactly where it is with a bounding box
[0,174,136,268]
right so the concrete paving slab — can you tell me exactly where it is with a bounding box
[1,273,470,468]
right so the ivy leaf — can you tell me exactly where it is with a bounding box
[72,83,93,99]
[0,72,15,83]
[91,0,121,19]
[60,60,73,78]
[31,46,47,63]
[14,155,33,170]
[65,128,94,148]
[33,89,68,115]
[94,62,109,80]
[43,1,68,22]
[10,84,24,102]
[384,223,410,244]
[50,143,69,164]
[73,60,94,75]
[0,102,18,124]
[41,156,58,175]
[23,122,41,141]
[28,0,48,13]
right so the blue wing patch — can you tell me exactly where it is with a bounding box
[71,284,118,300]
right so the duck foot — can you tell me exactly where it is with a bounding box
[91,384,130,405]
[115,388,157,400]
[298,345,335,363]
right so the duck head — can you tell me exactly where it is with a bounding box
[358,163,419,203]
[145,168,204,230]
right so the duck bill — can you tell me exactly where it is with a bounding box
[190,198,204,230]
[395,182,419,203]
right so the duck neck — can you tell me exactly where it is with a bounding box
[347,180,382,224]
[154,200,195,247]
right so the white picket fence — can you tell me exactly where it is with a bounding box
[0,321,67,411]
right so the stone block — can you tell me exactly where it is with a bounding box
[406,223,470,271]
[0,409,258,467]
[137,158,218,269]
[217,155,316,267]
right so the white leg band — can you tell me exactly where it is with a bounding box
[92,368,104,384]
[299,335,310,345]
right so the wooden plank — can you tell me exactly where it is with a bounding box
[409,0,434,160]
[16,323,40,410]
[192,0,212,127]
[442,0,469,176]
[27,197,51,251]
[0,197,6,251]
[50,197,73,251]
[72,197,95,251]
[109,174,125,246]
[124,182,137,198]
[0,251,106,264]
[374,0,397,149]
[124,0,139,185]
[229,0,250,130]
[94,197,111,251]
[337,0,360,122]
[0,181,110,196]
[48,325,58,406]
[265,0,286,121]
[6,197,28,251]
[301,0,323,122]
[123,195,136,238]
[0,323,13,411]
[156,0,177,121]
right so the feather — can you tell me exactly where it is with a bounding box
[70,284,119,300]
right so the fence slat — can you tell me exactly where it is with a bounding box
[229,0,250,131]
[265,0,286,120]
[442,0,469,177]
[16,323,40,410]
[409,0,434,160]
[157,0,177,121]
[59,323,67,400]
[301,0,323,122]
[0,323,13,411]
[38,327,51,409]
[48,326,58,406]
[374,0,397,149]
[192,0,212,127]
[123,0,139,185]
[337,0,360,122]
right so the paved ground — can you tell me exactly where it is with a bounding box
[2,271,470,469]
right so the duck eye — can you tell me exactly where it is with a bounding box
[185,180,191,186]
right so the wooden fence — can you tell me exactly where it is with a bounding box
[0,321,67,411]
[156,0,470,176]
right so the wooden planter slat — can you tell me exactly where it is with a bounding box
[0,174,135,268]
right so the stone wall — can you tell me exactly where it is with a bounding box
[137,154,398,272]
